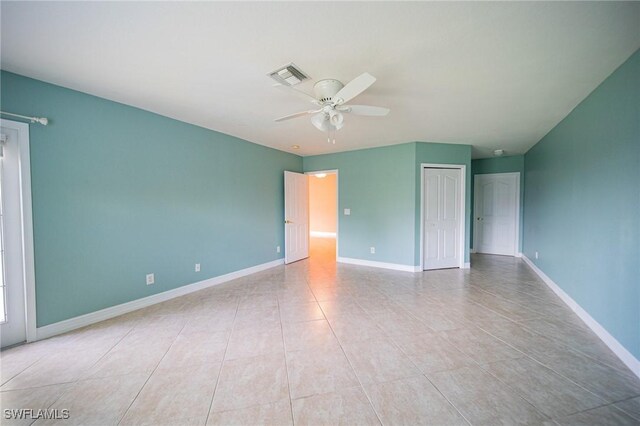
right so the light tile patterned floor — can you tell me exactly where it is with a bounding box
[1,238,639,425]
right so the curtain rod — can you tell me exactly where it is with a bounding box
[0,111,48,125]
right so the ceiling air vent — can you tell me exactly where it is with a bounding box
[268,63,309,86]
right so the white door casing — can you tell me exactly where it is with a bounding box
[284,171,309,264]
[423,167,463,270]
[0,120,36,347]
[474,173,520,256]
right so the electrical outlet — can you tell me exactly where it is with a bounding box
[195,263,200,272]
[370,247,375,254]
[344,208,351,216]
[535,251,539,259]
[276,246,281,253]
[146,273,154,285]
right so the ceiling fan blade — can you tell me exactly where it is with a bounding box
[332,73,376,105]
[273,84,321,105]
[275,110,319,122]
[340,105,390,116]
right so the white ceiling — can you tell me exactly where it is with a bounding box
[2,2,639,158]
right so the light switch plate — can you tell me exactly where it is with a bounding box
[344,208,351,215]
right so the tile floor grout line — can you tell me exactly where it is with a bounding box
[277,285,298,426]
[475,357,612,419]
[0,354,43,388]
[419,372,474,426]
[609,394,640,406]
[552,401,640,424]
[116,322,186,425]
[78,323,139,375]
[465,298,547,324]
[508,319,637,378]
[472,358,563,421]
[203,293,241,425]
[1,322,138,394]
[607,399,640,422]
[2,381,77,426]
[312,285,385,426]
[379,327,476,426]
[474,322,621,405]
[374,326,474,425]
[475,286,567,310]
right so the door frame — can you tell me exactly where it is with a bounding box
[0,119,37,343]
[472,172,521,256]
[305,169,339,260]
[420,163,467,270]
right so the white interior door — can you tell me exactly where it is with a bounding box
[423,168,462,270]
[284,171,309,264]
[474,173,519,256]
[0,125,27,347]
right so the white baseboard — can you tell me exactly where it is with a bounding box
[522,255,640,379]
[463,262,471,269]
[310,231,337,238]
[515,252,523,258]
[35,258,285,341]
[337,257,421,273]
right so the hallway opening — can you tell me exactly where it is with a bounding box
[308,171,337,265]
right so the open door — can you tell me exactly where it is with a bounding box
[284,171,309,264]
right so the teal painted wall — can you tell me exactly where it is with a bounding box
[1,71,302,327]
[471,155,525,251]
[523,49,640,358]
[304,141,472,267]
[414,142,472,265]
[304,143,416,265]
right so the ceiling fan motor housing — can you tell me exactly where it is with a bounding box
[313,79,344,103]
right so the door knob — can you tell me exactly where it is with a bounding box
[285,220,293,224]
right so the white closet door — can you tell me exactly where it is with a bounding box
[474,173,519,256]
[423,168,461,270]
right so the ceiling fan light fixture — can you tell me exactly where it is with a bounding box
[329,110,344,127]
[311,112,329,131]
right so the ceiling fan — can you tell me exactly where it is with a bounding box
[274,73,390,143]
